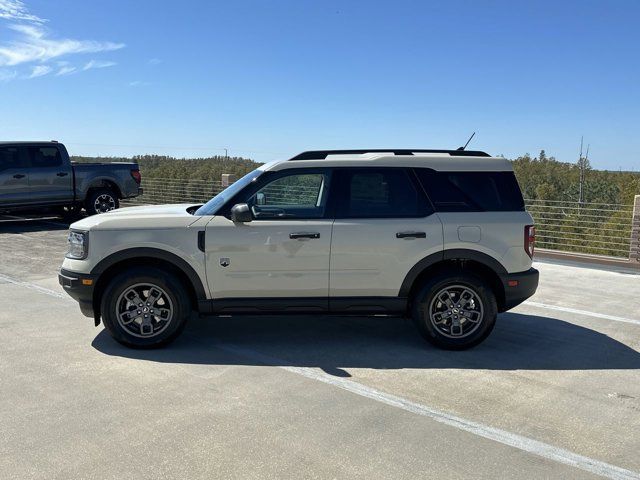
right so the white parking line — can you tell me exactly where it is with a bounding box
[0,273,69,300]
[524,301,640,326]
[0,215,64,225]
[219,343,640,480]
[2,271,640,478]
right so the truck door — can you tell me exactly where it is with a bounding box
[25,145,73,205]
[0,145,30,207]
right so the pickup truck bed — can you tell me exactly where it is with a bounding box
[0,141,142,215]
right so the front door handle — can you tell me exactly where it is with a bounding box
[56,172,68,177]
[396,231,426,239]
[290,232,320,240]
[13,174,26,179]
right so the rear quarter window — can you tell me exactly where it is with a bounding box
[415,170,525,212]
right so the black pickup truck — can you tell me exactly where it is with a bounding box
[0,141,142,216]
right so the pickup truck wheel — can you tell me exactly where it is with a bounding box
[86,188,119,215]
[412,272,497,350]
[100,267,191,348]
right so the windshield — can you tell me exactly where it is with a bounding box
[195,169,263,216]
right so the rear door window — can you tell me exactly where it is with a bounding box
[334,168,431,218]
[415,170,525,212]
[26,146,62,168]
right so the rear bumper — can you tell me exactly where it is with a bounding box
[499,267,539,311]
[58,268,95,318]
[121,187,143,199]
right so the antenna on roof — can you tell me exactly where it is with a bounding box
[457,132,476,151]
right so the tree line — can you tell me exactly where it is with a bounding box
[73,152,639,257]
[72,151,640,205]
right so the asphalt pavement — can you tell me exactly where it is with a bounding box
[1,215,639,479]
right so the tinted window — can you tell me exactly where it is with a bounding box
[415,170,524,212]
[248,172,329,219]
[0,146,22,171]
[335,169,429,218]
[27,146,62,168]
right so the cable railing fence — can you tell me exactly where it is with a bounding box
[123,179,225,205]
[524,199,634,258]
[123,177,638,260]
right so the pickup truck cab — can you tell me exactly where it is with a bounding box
[60,149,539,350]
[0,141,142,215]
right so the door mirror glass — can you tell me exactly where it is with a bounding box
[230,203,252,223]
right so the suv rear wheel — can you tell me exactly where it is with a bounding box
[412,272,497,350]
[100,267,191,348]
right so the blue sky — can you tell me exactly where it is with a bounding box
[1,0,639,170]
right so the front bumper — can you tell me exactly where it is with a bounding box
[499,267,539,311]
[58,268,96,319]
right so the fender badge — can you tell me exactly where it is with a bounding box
[219,257,230,268]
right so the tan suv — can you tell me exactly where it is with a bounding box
[59,149,538,350]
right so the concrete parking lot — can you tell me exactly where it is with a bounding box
[1,214,639,479]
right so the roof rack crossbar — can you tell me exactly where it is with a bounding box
[289,149,490,160]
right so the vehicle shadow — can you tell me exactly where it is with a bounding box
[92,312,640,372]
[0,216,72,233]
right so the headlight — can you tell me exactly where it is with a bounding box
[66,230,88,260]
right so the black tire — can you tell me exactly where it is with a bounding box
[412,271,497,350]
[100,267,191,348]
[59,204,82,222]
[85,188,119,215]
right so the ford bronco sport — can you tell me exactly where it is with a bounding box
[59,149,539,350]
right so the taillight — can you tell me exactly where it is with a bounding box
[131,169,141,184]
[525,225,535,258]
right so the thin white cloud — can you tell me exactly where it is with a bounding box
[56,65,76,76]
[83,59,116,70]
[0,0,45,23]
[0,24,124,67]
[28,64,51,78]
[148,58,162,65]
[0,1,124,81]
[129,80,150,87]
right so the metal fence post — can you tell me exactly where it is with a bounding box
[221,174,236,188]
[631,195,640,263]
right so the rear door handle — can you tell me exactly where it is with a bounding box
[56,172,68,177]
[396,231,426,239]
[13,174,26,179]
[290,232,320,239]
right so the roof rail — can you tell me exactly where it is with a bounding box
[289,149,491,160]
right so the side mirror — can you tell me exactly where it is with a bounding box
[230,203,252,223]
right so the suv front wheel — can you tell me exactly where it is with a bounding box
[100,267,191,348]
[412,272,497,350]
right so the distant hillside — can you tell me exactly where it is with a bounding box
[72,154,260,183]
[72,151,640,205]
[512,151,639,205]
